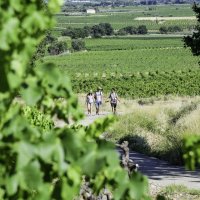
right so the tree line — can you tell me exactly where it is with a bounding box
[61,23,148,39]
[159,25,183,34]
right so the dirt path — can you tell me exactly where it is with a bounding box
[54,112,200,191]
[118,149,200,190]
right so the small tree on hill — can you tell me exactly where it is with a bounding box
[137,25,148,34]
[124,26,138,34]
[99,23,114,35]
[48,41,68,55]
[72,39,85,51]
[184,3,200,58]
[168,25,182,33]
[159,26,168,34]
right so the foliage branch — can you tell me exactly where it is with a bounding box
[183,3,200,171]
[0,0,149,199]
[184,3,200,58]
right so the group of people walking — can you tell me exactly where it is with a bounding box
[86,87,119,115]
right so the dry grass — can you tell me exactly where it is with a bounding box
[155,184,200,200]
[99,95,200,164]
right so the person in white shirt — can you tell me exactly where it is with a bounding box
[86,91,94,115]
[94,87,103,115]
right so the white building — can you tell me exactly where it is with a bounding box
[86,9,96,14]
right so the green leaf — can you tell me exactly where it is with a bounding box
[18,160,43,190]
[6,175,18,195]
[67,166,81,186]
[21,76,43,105]
[32,183,52,200]
[15,141,36,170]
[7,72,22,90]
[0,18,19,50]
[0,188,5,199]
[48,0,64,13]
[61,177,79,200]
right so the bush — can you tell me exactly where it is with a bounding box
[117,25,148,35]
[123,26,138,34]
[117,29,127,35]
[159,26,168,34]
[137,25,148,34]
[48,40,68,55]
[168,25,183,32]
[23,106,53,130]
[72,39,85,51]
[62,23,114,39]
[62,27,89,39]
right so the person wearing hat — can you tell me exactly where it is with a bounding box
[94,87,103,115]
[86,90,94,115]
[108,88,119,114]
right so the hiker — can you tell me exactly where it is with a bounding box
[86,91,94,115]
[108,88,119,114]
[94,87,103,115]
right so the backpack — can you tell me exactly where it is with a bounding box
[110,92,117,103]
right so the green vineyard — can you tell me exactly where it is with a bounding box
[42,36,200,98]
[84,37,184,51]
[44,46,199,75]
[72,69,200,98]
[55,19,196,30]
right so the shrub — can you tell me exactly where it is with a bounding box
[62,27,89,39]
[137,25,148,34]
[72,39,85,51]
[48,40,68,55]
[168,25,183,32]
[23,106,53,130]
[159,26,168,34]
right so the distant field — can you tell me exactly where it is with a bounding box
[45,48,198,75]
[135,16,196,20]
[42,35,200,98]
[48,5,200,98]
[99,4,194,17]
[55,4,196,33]
[55,16,196,30]
[84,37,184,51]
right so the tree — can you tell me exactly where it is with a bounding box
[62,27,88,39]
[183,3,200,170]
[137,25,148,34]
[159,26,168,34]
[99,23,114,36]
[72,39,85,51]
[91,24,105,38]
[31,32,57,66]
[122,26,138,35]
[48,41,68,55]
[83,25,92,37]
[117,28,127,35]
[184,3,200,57]
[0,1,149,199]
[168,25,182,32]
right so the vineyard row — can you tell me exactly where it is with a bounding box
[72,69,200,98]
